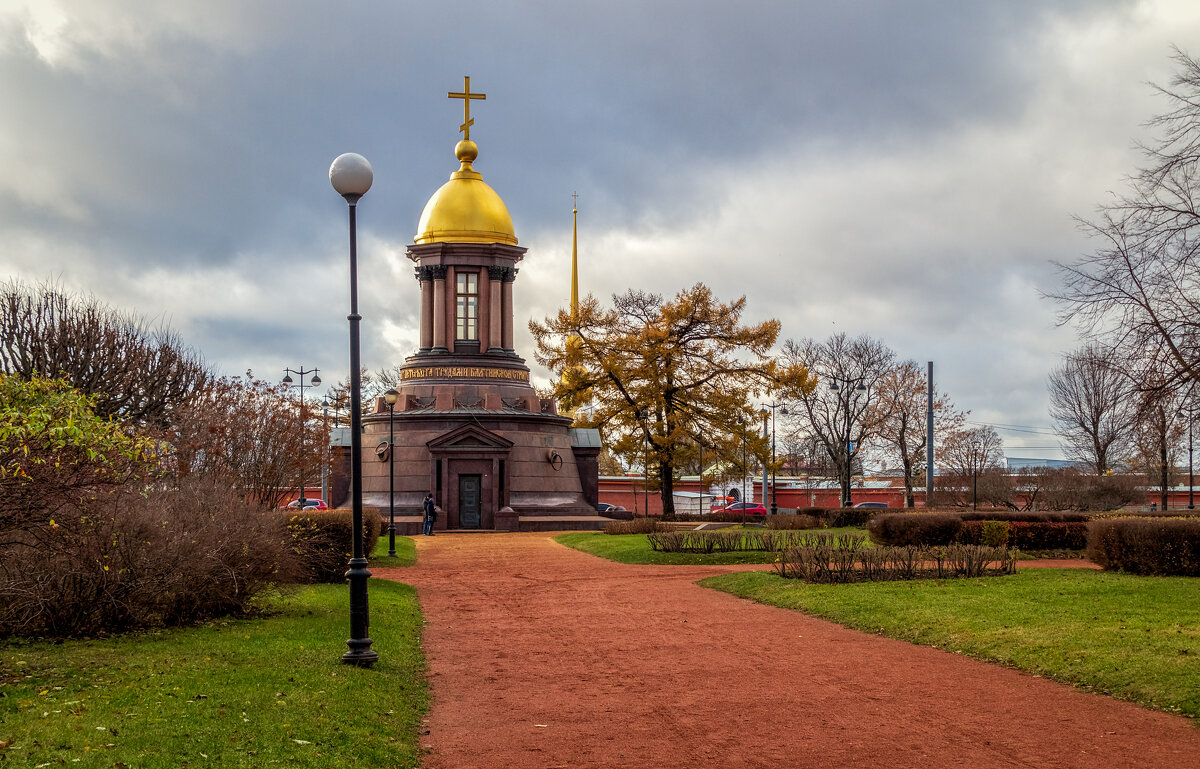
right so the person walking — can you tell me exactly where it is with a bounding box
[423,493,437,536]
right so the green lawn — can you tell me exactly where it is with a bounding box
[703,568,1200,719]
[0,580,428,767]
[555,527,867,566]
[370,533,418,568]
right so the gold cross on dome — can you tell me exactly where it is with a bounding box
[448,76,486,140]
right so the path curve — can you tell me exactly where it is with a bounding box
[376,532,1199,769]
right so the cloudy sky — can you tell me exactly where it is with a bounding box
[2,0,1197,458]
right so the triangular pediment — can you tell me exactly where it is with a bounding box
[426,423,514,453]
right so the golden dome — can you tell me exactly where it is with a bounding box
[414,140,518,245]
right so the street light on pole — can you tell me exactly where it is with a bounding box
[282,367,321,508]
[330,151,378,668]
[383,388,399,557]
[736,414,748,523]
[762,402,788,514]
[829,377,866,508]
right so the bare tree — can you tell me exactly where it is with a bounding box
[871,360,967,508]
[0,279,210,427]
[1048,344,1138,474]
[1131,385,1186,510]
[1053,48,1200,390]
[937,425,1006,509]
[780,333,895,507]
[166,373,321,509]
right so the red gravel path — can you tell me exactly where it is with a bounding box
[377,532,1200,769]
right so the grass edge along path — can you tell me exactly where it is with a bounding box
[0,580,428,768]
[371,533,418,567]
[703,568,1200,720]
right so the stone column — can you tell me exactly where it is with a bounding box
[416,266,435,352]
[431,265,448,352]
[488,266,505,352]
[501,267,516,351]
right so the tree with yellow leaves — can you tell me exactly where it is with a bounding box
[530,283,814,517]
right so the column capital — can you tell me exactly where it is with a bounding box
[487,265,507,281]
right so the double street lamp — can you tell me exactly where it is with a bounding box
[828,377,867,508]
[330,151,377,668]
[761,402,788,514]
[282,367,321,508]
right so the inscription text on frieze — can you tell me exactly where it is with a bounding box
[401,366,530,382]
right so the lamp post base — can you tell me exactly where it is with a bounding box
[342,557,377,667]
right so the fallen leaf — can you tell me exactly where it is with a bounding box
[292,739,312,745]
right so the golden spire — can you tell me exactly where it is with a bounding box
[571,192,579,320]
[448,76,486,140]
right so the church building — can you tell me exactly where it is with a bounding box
[357,79,608,532]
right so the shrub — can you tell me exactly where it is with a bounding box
[823,507,878,528]
[1009,521,1088,550]
[0,476,300,638]
[604,517,665,535]
[287,509,382,583]
[1087,517,1200,576]
[868,513,962,546]
[765,514,821,530]
[980,520,1010,547]
[776,541,1015,583]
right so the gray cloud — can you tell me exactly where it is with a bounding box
[0,0,1190,457]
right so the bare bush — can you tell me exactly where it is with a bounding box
[0,476,300,637]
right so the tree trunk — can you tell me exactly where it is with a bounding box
[660,459,675,518]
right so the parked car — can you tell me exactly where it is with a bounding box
[286,498,329,510]
[597,502,618,513]
[852,501,888,509]
[720,501,768,516]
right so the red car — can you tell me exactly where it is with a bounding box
[286,498,329,510]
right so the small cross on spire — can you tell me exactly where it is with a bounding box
[447,76,486,140]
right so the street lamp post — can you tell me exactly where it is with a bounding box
[384,388,399,557]
[330,152,378,668]
[762,402,788,514]
[971,438,981,511]
[282,367,321,508]
[829,378,866,508]
[1180,403,1190,508]
[736,414,748,523]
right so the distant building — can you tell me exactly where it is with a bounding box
[1005,457,1089,471]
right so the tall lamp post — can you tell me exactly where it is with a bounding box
[736,414,748,523]
[383,388,399,557]
[282,367,321,507]
[762,402,788,514]
[330,152,378,668]
[1189,400,1195,511]
[829,377,866,508]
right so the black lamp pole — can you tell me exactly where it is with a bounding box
[384,388,399,557]
[283,367,321,508]
[331,152,377,668]
[764,402,787,514]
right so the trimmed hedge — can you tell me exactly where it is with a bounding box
[957,511,1092,523]
[957,520,1090,550]
[1087,517,1200,576]
[764,514,822,530]
[286,508,382,583]
[868,513,962,546]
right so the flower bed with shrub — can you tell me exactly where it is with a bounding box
[775,533,1017,583]
[646,529,824,554]
[1087,517,1200,576]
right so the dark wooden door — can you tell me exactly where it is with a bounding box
[459,474,482,529]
